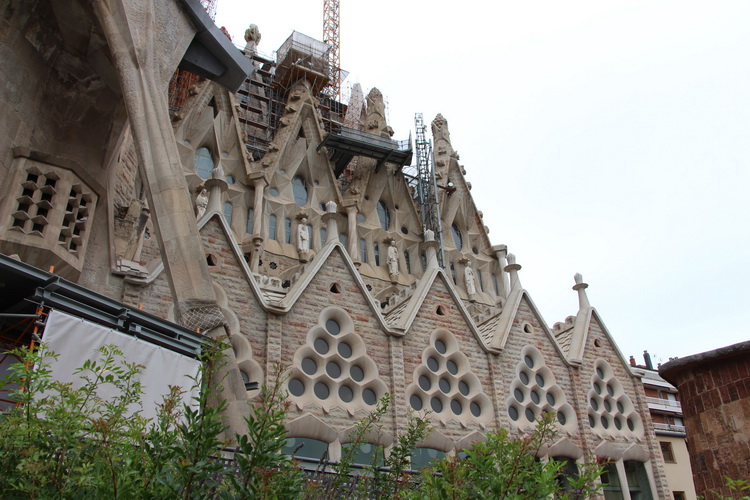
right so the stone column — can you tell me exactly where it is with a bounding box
[248,173,266,272]
[323,201,339,244]
[343,201,359,263]
[492,244,510,298]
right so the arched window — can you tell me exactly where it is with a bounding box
[411,448,445,470]
[476,269,484,292]
[342,442,384,467]
[404,251,411,274]
[292,176,308,206]
[284,218,292,243]
[320,227,327,244]
[492,274,499,296]
[451,223,463,250]
[373,242,380,266]
[268,214,277,240]
[376,201,390,230]
[359,239,367,263]
[450,263,456,283]
[194,147,214,179]
[223,202,233,225]
[282,437,329,464]
[340,233,348,248]
[246,208,254,234]
[421,253,427,271]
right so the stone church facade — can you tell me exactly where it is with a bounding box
[0,1,668,497]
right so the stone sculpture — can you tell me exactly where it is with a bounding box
[297,218,310,252]
[195,188,209,219]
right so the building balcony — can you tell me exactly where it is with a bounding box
[653,422,686,436]
[646,396,682,413]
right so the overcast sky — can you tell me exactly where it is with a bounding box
[215,1,750,366]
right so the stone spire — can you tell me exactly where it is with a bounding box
[431,113,454,179]
[504,253,522,290]
[365,88,393,138]
[323,201,339,244]
[573,273,591,310]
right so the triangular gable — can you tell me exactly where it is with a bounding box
[484,288,572,364]
[260,82,343,208]
[574,308,634,375]
[277,240,391,332]
[392,261,496,352]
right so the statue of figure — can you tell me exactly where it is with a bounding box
[387,241,399,275]
[244,24,261,44]
[465,264,477,295]
[195,188,209,219]
[297,218,310,252]
[431,113,451,145]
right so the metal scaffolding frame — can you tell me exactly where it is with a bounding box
[413,113,445,268]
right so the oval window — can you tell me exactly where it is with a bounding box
[377,201,390,230]
[194,147,214,179]
[292,176,307,206]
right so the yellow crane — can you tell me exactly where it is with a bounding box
[323,0,341,99]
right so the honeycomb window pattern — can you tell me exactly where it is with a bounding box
[11,169,60,236]
[587,360,643,438]
[287,307,387,413]
[506,346,576,432]
[407,329,493,426]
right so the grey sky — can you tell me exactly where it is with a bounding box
[216,0,750,366]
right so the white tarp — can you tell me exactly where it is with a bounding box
[42,310,201,422]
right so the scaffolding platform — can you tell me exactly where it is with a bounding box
[318,126,413,177]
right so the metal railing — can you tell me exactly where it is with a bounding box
[646,397,681,409]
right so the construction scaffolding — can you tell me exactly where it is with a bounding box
[322,0,341,100]
[413,113,444,268]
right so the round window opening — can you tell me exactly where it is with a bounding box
[435,339,447,354]
[459,380,470,396]
[446,360,458,375]
[289,378,305,397]
[338,342,352,358]
[350,365,365,382]
[431,397,443,412]
[314,338,329,355]
[508,405,519,421]
[314,382,330,400]
[326,319,341,335]
[419,375,431,391]
[519,372,529,385]
[427,357,439,372]
[451,399,463,415]
[339,385,353,403]
[326,361,341,378]
[524,355,534,369]
[439,378,451,394]
[410,394,423,411]
[302,358,317,375]
[363,388,377,405]
[470,402,482,417]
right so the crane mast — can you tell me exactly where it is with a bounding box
[322,0,341,99]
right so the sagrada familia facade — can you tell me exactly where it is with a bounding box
[0,1,669,496]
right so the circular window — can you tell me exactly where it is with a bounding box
[472,247,479,255]
[614,417,622,430]
[431,397,443,412]
[596,367,604,379]
[410,395,423,410]
[314,338,329,355]
[535,374,545,387]
[530,390,540,405]
[627,418,635,431]
[546,393,556,406]
[326,319,341,335]
[314,382,330,399]
[419,375,432,391]
[289,378,305,397]
[525,408,535,422]
[514,389,525,402]
[338,342,352,358]
[593,382,602,395]
[470,402,481,417]
[351,365,365,382]
[326,361,341,378]
[508,406,519,421]
[451,399,463,415]
[616,401,625,414]
[603,399,612,412]
[446,360,458,375]
[606,384,615,397]
[459,380,470,396]
[600,416,609,429]
[363,388,377,405]
[524,355,534,369]
[439,378,451,394]
[269,188,280,197]
[339,385,353,402]
[435,339,447,354]
[519,371,529,385]
[302,358,317,375]
[356,213,366,222]
[590,398,599,411]
[557,411,567,426]
[401,226,408,235]
[427,357,439,372]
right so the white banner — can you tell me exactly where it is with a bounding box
[42,310,201,422]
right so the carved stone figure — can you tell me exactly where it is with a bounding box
[465,264,477,295]
[297,218,310,252]
[387,241,399,275]
[431,113,451,145]
[244,24,261,44]
[195,188,209,219]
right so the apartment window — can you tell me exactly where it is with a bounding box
[601,462,623,499]
[624,460,653,500]
[660,442,675,463]
[673,492,686,500]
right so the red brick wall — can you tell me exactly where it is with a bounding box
[669,355,750,496]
